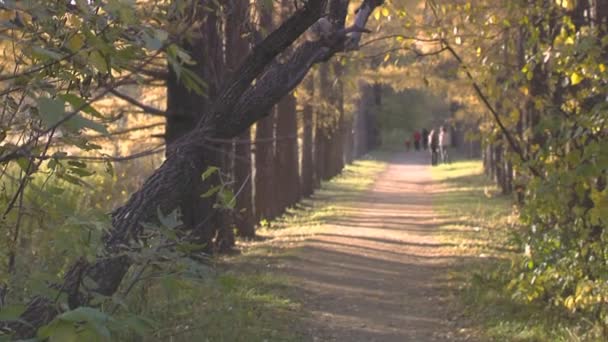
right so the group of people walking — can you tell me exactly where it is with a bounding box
[406,126,451,166]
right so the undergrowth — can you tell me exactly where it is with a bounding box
[123,153,389,341]
[432,160,605,342]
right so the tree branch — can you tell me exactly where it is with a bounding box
[443,42,541,177]
[109,89,167,116]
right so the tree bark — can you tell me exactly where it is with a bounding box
[301,74,315,197]
[276,93,300,208]
[254,112,277,221]
[253,0,278,221]
[227,0,255,237]
[354,80,372,157]
[164,3,223,251]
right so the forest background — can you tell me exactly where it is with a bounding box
[0,0,606,340]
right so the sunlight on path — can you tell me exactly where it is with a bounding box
[285,152,466,341]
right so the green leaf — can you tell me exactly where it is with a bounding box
[0,304,26,320]
[157,207,182,230]
[219,188,236,209]
[32,46,63,60]
[69,167,95,177]
[142,32,163,51]
[37,97,66,129]
[89,51,109,73]
[38,320,79,342]
[201,184,221,198]
[16,157,31,172]
[201,166,219,180]
[73,116,109,134]
[59,94,104,119]
[58,307,109,324]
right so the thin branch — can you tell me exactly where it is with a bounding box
[32,145,165,163]
[359,34,442,48]
[108,89,167,116]
[85,122,165,139]
[443,42,541,177]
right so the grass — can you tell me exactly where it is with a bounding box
[131,152,390,341]
[432,160,604,342]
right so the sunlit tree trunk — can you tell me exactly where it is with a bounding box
[354,80,373,157]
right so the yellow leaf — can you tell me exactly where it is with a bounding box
[570,71,583,85]
[564,296,575,311]
[599,63,606,73]
[381,8,389,17]
[373,10,380,20]
[455,36,462,45]
[383,53,390,62]
[67,34,85,52]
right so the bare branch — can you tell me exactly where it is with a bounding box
[109,89,167,116]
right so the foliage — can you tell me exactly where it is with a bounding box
[370,0,608,334]
[432,160,605,341]
[0,0,210,338]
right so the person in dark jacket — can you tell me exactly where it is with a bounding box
[413,130,421,151]
[421,128,429,150]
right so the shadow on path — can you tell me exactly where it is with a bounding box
[283,152,470,341]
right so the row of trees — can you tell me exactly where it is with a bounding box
[165,0,382,252]
[411,0,607,333]
[353,0,606,335]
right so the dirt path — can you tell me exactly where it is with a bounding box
[285,152,463,341]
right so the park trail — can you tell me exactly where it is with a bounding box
[284,152,471,342]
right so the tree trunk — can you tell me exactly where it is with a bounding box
[164,3,223,251]
[253,0,277,222]
[354,81,372,157]
[343,114,354,164]
[331,62,345,175]
[276,93,300,207]
[317,63,335,180]
[301,74,314,197]
[254,113,277,221]
[227,0,255,237]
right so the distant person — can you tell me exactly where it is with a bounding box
[413,130,421,151]
[404,138,411,152]
[439,126,451,164]
[429,129,439,165]
[421,128,429,150]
